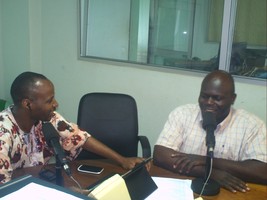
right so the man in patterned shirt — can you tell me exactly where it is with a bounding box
[153,70,266,193]
[0,72,145,183]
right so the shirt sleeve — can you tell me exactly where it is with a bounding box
[0,132,13,184]
[155,107,185,151]
[241,119,267,163]
[49,112,91,160]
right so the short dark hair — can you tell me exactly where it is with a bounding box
[10,72,48,104]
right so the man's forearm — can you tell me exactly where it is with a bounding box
[154,145,267,184]
[153,145,206,176]
[185,157,267,184]
[83,137,124,164]
[212,158,267,184]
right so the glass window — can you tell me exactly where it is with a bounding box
[79,0,267,80]
[230,0,267,79]
[148,0,221,72]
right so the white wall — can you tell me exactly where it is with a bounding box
[1,0,266,148]
[0,0,32,98]
[0,0,4,98]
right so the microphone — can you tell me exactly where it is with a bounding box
[190,111,220,196]
[202,112,217,157]
[42,122,71,176]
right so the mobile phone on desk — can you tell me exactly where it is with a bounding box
[77,165,104,175]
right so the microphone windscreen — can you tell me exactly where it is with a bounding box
[202,112,216,129]
[42,122,59,147]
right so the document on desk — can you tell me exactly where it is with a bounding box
[145,177,194,200]
[1,182,83,200]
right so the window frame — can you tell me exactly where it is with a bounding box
[78,0,266,86]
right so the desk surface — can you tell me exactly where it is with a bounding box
[12,159,267,200]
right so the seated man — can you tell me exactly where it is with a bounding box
[153,70,266,193]
[0,71,145,183]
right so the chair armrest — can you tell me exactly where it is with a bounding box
[137,136,151,158]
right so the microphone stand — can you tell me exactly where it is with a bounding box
[55,157,64,186]
[191,150,220,196]
[191,112,220,196]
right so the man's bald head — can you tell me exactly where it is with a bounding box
[199,70,237,124]
[201,70,235,95]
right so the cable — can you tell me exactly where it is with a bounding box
[69,175,82,191]
[68,175,92,196]
[199,157,213,197]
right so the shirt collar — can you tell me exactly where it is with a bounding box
[198,107,233,132]
[218,108,233,131]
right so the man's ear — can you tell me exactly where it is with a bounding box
[22,99,31,110]
[232,93,237,105]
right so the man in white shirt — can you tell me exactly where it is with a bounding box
[154,70,266,193]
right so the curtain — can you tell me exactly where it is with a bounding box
[207,0,223,42]
[234,0,266,46]
[208,0,267,46]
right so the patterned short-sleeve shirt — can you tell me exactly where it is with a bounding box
[156,104,267,163]
[0,106,90,183]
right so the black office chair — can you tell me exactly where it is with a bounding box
[76,92,151,160]
[0,99,9,111]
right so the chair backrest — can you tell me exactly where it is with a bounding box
[77,93,139,159]
[0,99,9,111]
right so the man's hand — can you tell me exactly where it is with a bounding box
[211,169,250,193]
[171,152,206,174]
[83,137,151,171]
[120,157,151,171]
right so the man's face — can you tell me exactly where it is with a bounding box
[27,79,58,122]
[198,78,236,124]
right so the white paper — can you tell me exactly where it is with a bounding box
[145,177,194,200]
[1,182,83,200]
